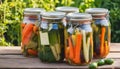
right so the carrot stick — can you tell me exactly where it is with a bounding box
[22,30,32,46]
[27,49,38,56]
[104,41,110,57]
[22,23,34,45]
[90,33,93,59]
[33,25,39,34]
[73,33,82,64]
[65,47,70,60]
[22,23,33,37]
[100,26,106,57]
[21,23,26,29]
[68,37,74,61]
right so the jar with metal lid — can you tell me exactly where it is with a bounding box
[38,11,65,62]
[56,7,79,58]
[21,8,45,57]
[56,6,79,14]
[55,6,79,26]
[86,8,111,58]
[65,13,93,65]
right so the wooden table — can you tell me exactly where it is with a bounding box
[0,43,120,69]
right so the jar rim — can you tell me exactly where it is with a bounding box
[66,13,92,21]
[24,8,45,15]
[85,8,108,16]
[41,11,65,19]
[55,6,79,13]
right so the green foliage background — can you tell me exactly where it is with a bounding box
[0,0,119,46]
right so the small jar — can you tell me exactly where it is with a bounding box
[65,13,93,65]
[86,8,111,58]
[38,11,65,62]
[21,8,45,57]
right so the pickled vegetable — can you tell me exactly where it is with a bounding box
[21,8,45,57]
[85,8,111,58]
[65,13,93,65]
[38,12,65,62]
[92,24,110,58]
[21,24,39,57]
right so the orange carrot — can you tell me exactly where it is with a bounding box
[22,30,32,46]
[73,33,82,64]
[22,23,33,37]
[21,23,26,29]
[90,33,93,48]
[33,25,39,34]
[90,33,93,59]
[65,47,70,60]
[28,49,38,56]
[103,41,110,57]
[22,23,34,45]
[68,37,74,61]
[100,26,106,57]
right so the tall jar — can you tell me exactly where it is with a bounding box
[38,11,65,62]
[65,13,93,65]
[56,7,79,60]
[86,8,111,58]
[21,8,45,57]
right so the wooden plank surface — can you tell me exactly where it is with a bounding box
[110,43,120,52]
[0,46,21,55]
[0,43,120,69]
[0,43,119,54]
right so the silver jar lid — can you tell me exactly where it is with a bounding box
[55,6,79,13]
[85,8,108,16]
[24,8,45,15]
[66,13,92,21]
[41,11,65,19]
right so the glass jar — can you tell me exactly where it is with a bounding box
[21,8,45,57]
[38,11,65,62]
[56,7,79,60]
[55,6,79,14]
[55,6,79,26]
[65,13,93,65]
[86,8,111,58]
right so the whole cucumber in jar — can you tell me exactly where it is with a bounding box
[38,11,66,62]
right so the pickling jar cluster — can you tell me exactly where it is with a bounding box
[21,7,110,65]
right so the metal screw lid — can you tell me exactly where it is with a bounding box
[24,8,45,15]
[41,11,65,19]
[85,8,108,16]
[55,6,79,13]
[66,13,92,21]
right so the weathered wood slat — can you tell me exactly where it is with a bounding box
[0,52,120,59]
[0,56,119,69]
[0,43,119,54]
[106,53,120,59]
[0,43,120,69]
[110,43,120,52]
[0,55,27,59]
[0,46,21,55]
[0,58,87,69]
